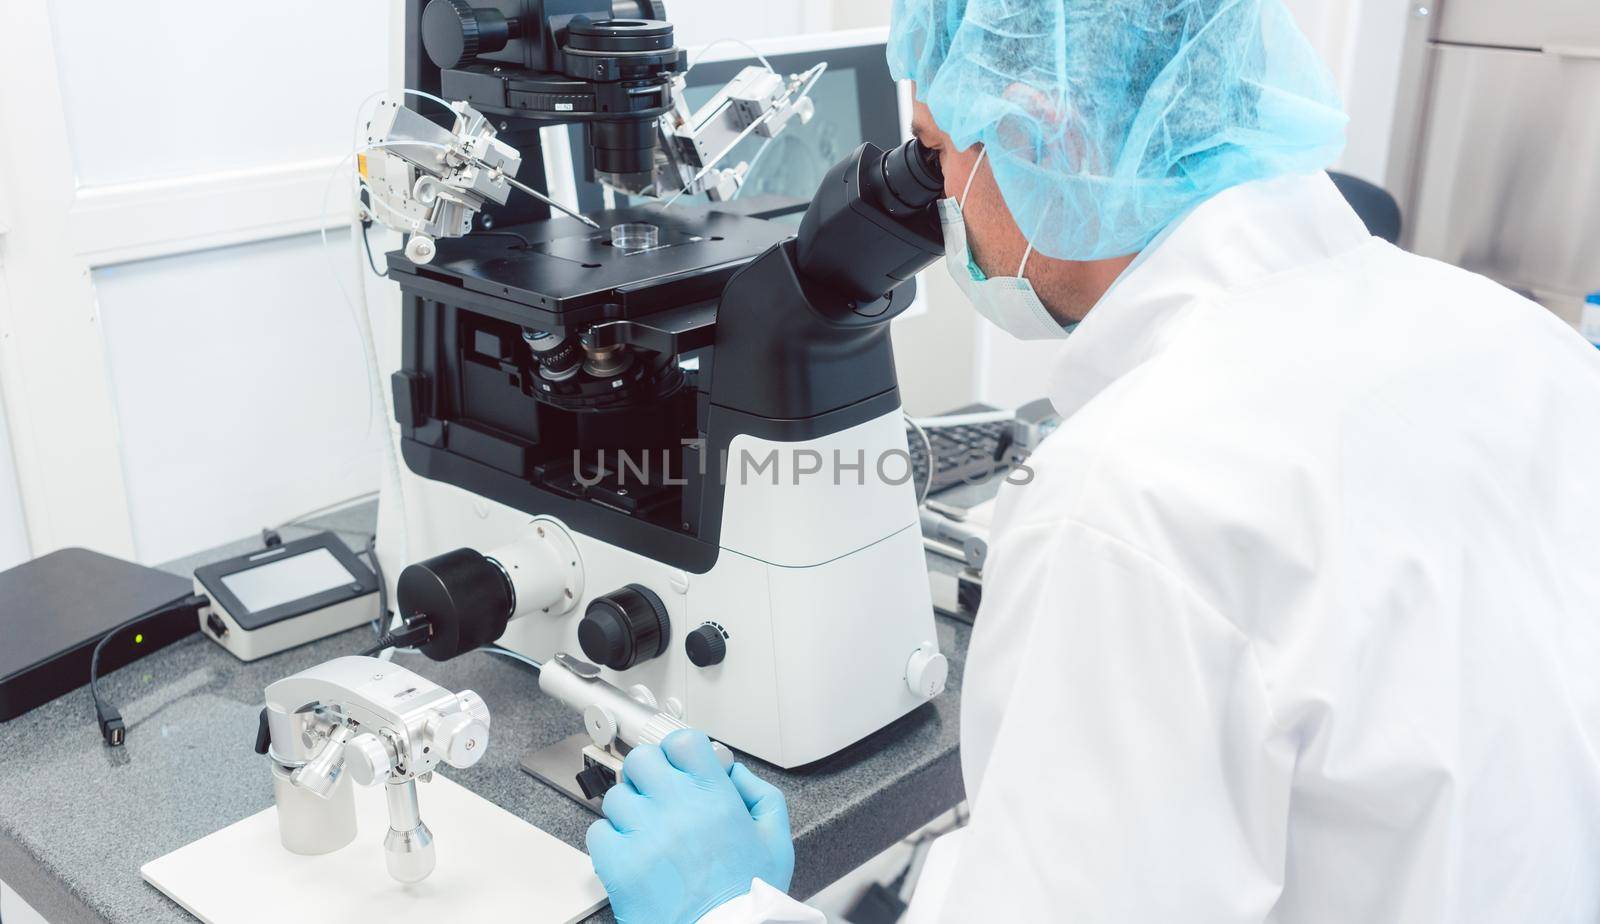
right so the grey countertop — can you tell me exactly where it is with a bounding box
[0,503,970,923]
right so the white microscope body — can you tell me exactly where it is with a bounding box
[362,39,952,772]
[378,409,945,769]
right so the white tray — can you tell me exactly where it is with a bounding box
[142,773,607,924]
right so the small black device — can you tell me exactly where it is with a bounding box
[193,532,380,662]
[0,548,203,723]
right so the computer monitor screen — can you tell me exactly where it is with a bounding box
[678,40,901,211]
[563,36,908,217]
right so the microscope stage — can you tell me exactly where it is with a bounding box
[388,206,792,323]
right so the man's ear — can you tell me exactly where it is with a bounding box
[994,81,1085,173]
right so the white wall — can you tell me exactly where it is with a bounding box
[1331,0,1412,185]
[0,376,30,572]
[672,2,831,45]
[1282,0,1412,185]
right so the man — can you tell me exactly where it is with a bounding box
[586,1,1600,921]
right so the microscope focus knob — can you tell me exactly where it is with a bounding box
[428,711,491,769]
[578,585,670,671]
[685,624,727,668]
[344,733,394,786]
[420,0,521,69]
[905,642,949,700]
[457,689,492,730]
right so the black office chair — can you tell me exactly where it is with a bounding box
[1329,171,1403,244]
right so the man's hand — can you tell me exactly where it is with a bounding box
[587,729,795,924]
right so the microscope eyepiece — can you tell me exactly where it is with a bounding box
[876,138,945,217]
[795,139,947,308]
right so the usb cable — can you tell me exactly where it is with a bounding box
[91,593,209,746]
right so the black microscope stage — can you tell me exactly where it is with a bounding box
[386,206,794,327]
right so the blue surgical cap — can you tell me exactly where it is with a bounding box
[889,0,1348,260]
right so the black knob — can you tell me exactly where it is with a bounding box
[685,624,727,668]
[397,547,513,661]
[578,585,669,671]
[421,0,521,69]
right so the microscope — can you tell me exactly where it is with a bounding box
[255,657,491,882]
[368,0,950,778]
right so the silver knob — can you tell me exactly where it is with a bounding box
[457,689,492,729]
[290,725,353,798]
[429,711,490,769]
[344,733,394,787]
[384,822,436,883]
[583,704,619,748]
[383,779,436,883]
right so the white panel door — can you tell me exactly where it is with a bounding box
[0,313,30,572]
[49,2,387,187]
[94,232,387,563]
[0,0,393,564]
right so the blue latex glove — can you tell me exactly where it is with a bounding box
[586,729,794,924]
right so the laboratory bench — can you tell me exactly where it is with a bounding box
[0,504,970,924]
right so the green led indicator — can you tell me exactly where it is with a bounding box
[134,633,143,644]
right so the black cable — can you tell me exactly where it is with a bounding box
[91,593,208,747]
[471,230,534,249]
[359,616,432,657]
[365,533,389,640]
[360,220,388,277]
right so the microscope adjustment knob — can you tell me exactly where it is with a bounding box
[420,0,520,69]
[398,547,514,661]
[344,733,394,787]
[457,689,492,730]
[905,642,949,700]
[290,725,354,798]
[578,585,670,671]
[685,624,727,668]
[429,711,491,769]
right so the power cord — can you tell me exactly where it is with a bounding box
[358,616,433,657]
[904,414,934,507]
[91,593,209,747]
[364,534,390,639]
[360,217,388,278]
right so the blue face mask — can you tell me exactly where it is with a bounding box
[940,150,1077,341]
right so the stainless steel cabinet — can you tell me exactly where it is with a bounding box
[1406,44,1600,311]
[1389,0,1600,319]
[1435,0,1600,50]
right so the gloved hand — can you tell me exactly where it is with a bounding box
[586,728,794,924]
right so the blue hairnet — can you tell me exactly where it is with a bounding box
[889,0,1348,260]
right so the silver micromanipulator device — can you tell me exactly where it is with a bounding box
[254,656,490,882]
[528,652,734,810]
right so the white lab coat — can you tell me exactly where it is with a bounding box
[702,171,1600,924]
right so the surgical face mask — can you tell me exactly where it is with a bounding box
[939,149,1077,341]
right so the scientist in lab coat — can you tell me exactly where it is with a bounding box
[585,1,1600,921]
